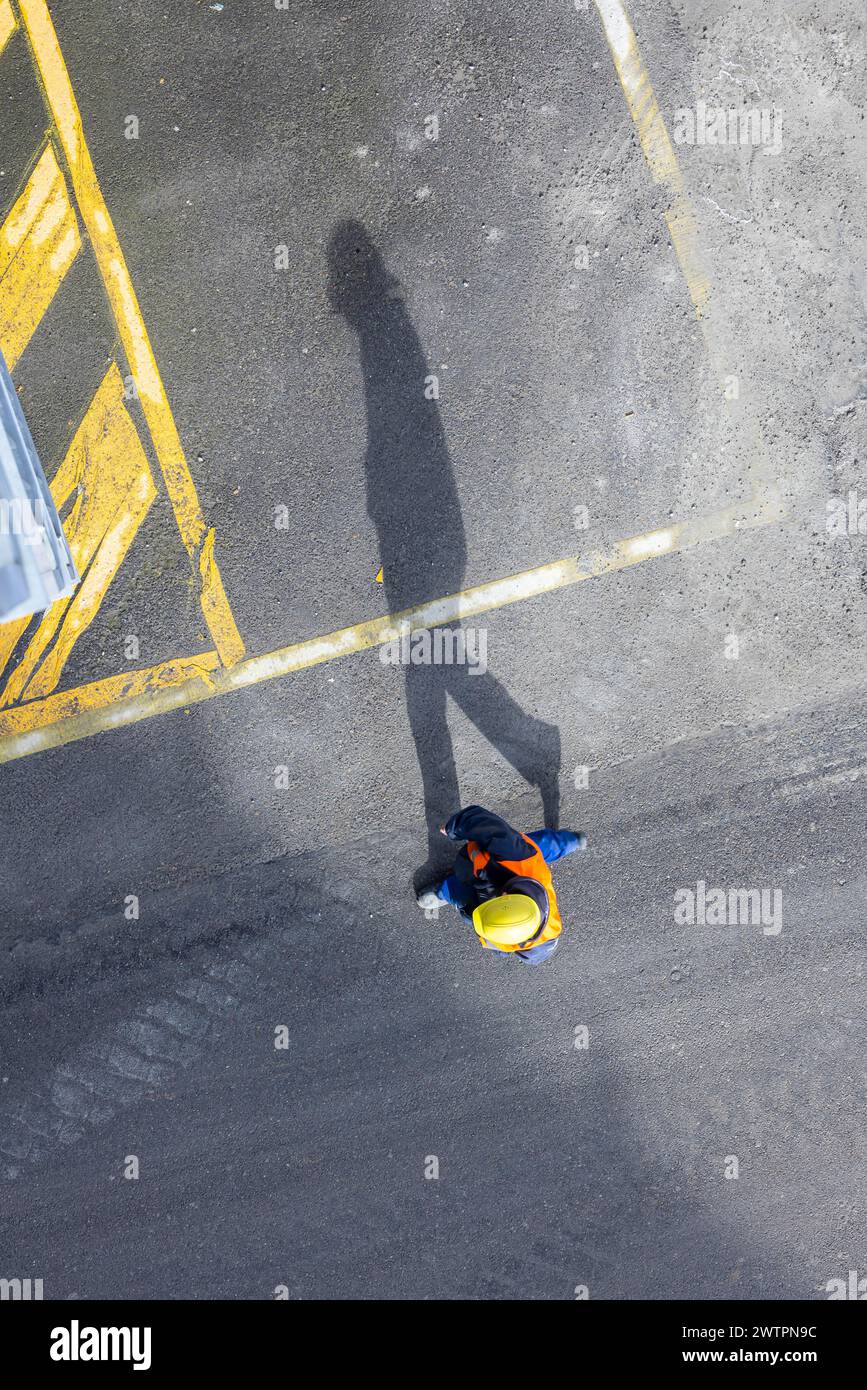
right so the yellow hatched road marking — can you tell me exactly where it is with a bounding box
[0,142,81,368]
[0,0,16,54]
[0,494,782,763]
[0,650,222,738]
[0,363,156,702]
[15,0,245,668]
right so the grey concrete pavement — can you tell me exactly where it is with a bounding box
[0,0,864,1299]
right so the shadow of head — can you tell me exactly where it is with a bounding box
[327,219,402,324]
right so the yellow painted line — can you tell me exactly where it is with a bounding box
[0,650,222,738]
[0,363,156,701]
[0,142,81,369]
[592,0,778,506]
[0,493,783,763]
[17,0,245,668]
[593,0,710,318]
[0,0,16,55]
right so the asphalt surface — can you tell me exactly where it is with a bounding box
[0,0,865,1299]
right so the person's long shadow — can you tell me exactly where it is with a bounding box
[328,221,561,885]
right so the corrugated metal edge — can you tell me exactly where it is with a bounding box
[0,351,78,622]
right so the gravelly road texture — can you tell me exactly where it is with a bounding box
[0,0,864,1300]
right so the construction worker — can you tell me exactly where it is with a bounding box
[417,805,586,964]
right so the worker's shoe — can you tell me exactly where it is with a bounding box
[416,887,443,912]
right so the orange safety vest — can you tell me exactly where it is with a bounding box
[466,833,563,953]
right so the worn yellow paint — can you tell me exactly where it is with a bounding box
[619,526,677,562]
[0,363,156,703]
[0,0,16,55]
[0,142,81,368]
[0,651,222,741]
[664,199,711,317]
[592,0,779,504]
[16,0,245,667]
[593,0,710,318]
[0,493,782,762]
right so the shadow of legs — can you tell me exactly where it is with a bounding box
[448,663,562,828]
[406,652,562,891]
[405,662,461,892]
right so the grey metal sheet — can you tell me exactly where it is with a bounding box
[0,352,78,624]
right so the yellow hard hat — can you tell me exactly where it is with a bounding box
[472,893,542,948]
